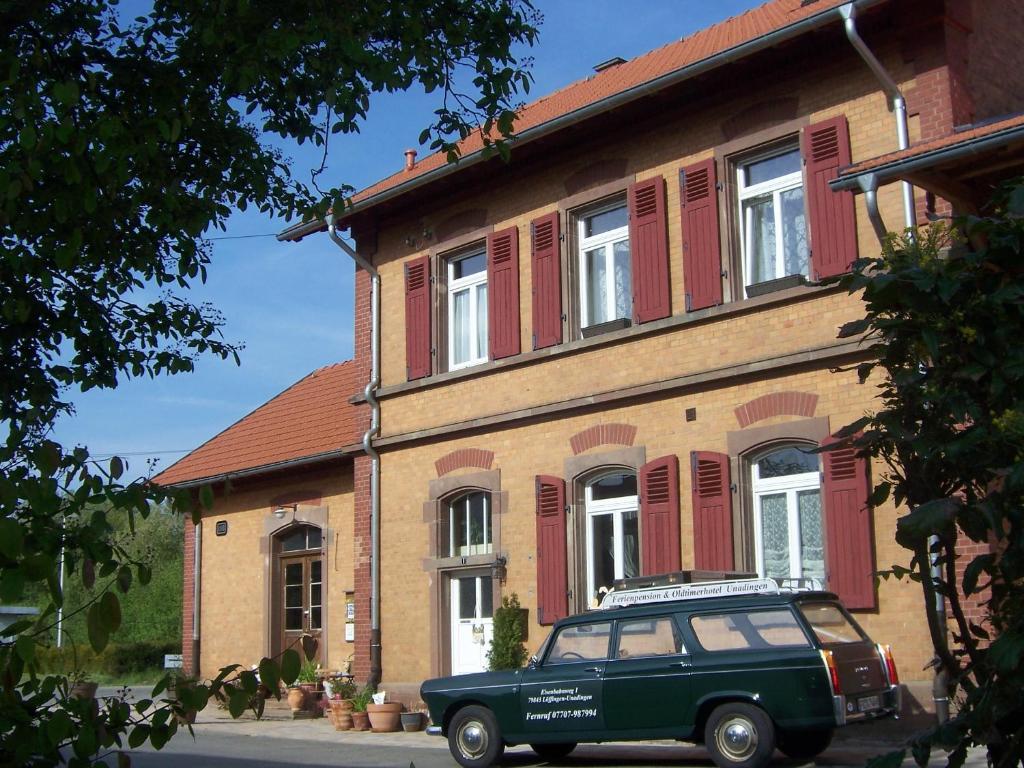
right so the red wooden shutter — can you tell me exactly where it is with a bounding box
[628,176,671,324]
[690,451,734,571]
[535,475,568,625]
[802,116,858,280]
[531,212,562,350]
[820,436,876,609]
[487,226,521,360]
[640,455,681,576]
[404,254,431,380]
[680,159,723,311]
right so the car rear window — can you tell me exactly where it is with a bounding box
[798,602,866,644]
[690,609,810,651]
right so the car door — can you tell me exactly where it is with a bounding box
[519,619,611,735]
[602,614,693,735]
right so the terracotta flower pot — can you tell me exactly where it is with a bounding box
[401,711,424,732]
[367,701,403,733]
[71,681,98,700]
[351,711,370,731]
[286,687,306,712]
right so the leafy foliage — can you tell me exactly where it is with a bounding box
[836,180,1024,768]
[487,592,528,670]
[0,0,538,764]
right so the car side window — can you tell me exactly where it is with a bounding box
[690,609,810,651]
[615,617,685,659]
[546,621,612,665]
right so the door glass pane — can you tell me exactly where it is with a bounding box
[745,195,776,283]
[760,493,790,579]
[623,508,639,579]
[458,577,476,620]
[310,608,321,630]
[613,239,631,320]
[591,513,615,603]
[452,288,470,364]
[476,283,487,360]
[585,247,607,325]
[285,563,303,586]
[285,585,302,607]
[310,560,321,582]
[310,584,322,607]
[780,187,809,277]
[480,576,493,618]
[307,528,322,550]
[285,607,303,630]
[798,489,825,580]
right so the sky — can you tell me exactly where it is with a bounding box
[52,0,766,481]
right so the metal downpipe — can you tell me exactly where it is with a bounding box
[840,3,916,233]
[327,213,382,689]
[858,174,889,244]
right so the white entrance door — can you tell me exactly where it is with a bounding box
[450,574,494,676]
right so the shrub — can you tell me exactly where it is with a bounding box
[487,593,528,671]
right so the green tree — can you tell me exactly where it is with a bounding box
[0,1,538,765]
[835,181,1024,768]
[487,593,528,671]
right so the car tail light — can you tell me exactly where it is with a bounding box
[878,644,899,685]
[820,649,842,694]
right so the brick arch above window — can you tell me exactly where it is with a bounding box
[434,448,495,477]
[734,391,818,428]
[569,423,638,455]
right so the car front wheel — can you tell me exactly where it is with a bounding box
[448,705,504,768]
[704,702,776,768]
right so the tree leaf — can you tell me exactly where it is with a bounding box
[87,602,110,652]
[0,517,23,559]
[258,658,280,693]
[279,649,300,685]
[101,590,122,634]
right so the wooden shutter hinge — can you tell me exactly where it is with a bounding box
[430,347,436,357]
[716,181,724,191]
[429,274,436,285]
[565,504,571,515]
[730,483,738,493]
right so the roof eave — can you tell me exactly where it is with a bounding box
[280,0,889,242]
[831,123,1024,192]
[153,448,352,490]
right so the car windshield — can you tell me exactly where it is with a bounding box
[798,602,867,644]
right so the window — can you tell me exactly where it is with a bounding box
[616,617,685,658]
[690,609,810,652]
[736,145,809,290]
[447,249,488,369]
[578,203,631,329]
[546,620,612,664]
[585,472,639,607]
[751,445,824,581]
[799,602,866,645]
[448,491,491,557]
[279,524,322,552]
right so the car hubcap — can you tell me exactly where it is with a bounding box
[716,716,757,761]
[457,720,488,758]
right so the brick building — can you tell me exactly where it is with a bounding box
[163,0,1024,713]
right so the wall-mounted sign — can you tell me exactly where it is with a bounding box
[215,520,228,536]
[346,601,355,620]
[345,623,355,642]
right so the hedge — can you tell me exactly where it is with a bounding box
[35,641,181,677]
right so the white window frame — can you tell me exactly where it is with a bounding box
[448,491,491,557]
[750,448,822,580]
[577,202,630,328]
[447,249,488,370]
[736,145,806,288]
[584,474,638,608]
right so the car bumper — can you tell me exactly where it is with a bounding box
[426,724,443,737]
[832,684,902,726]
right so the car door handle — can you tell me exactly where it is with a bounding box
[584,666,602,673]
[672,660,692,668]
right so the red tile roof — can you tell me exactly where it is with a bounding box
[839,113,1024,177]
[152,362,362,487]
[348,0,854,209]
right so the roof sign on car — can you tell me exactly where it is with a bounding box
[598,577,781,609]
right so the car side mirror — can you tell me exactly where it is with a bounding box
[528,655,538,669]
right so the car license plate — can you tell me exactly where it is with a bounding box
[858,695,880,712]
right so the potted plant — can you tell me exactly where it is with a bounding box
[350,686,374,731]
[68,670,98,701]
[296,659,320,714]
[366,691,403,733]
[400,708,426,732]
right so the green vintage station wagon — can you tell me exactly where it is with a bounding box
[421,577,901,768]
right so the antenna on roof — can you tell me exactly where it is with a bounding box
[593,56,626,73]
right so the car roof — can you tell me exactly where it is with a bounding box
[556,590,841,627]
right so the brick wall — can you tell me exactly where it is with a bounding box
[966,0,1024,121]
[181,517,196,677]
[351,263,373,681]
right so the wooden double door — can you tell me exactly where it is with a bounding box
[277,553,322,662]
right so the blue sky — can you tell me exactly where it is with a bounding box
[53,0,765,480]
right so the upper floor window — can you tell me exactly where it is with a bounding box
[736,145,809,291]
[448,490,491,557]
[578,203,631,329]
[751,445,823,581]
[447,250,488,369]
